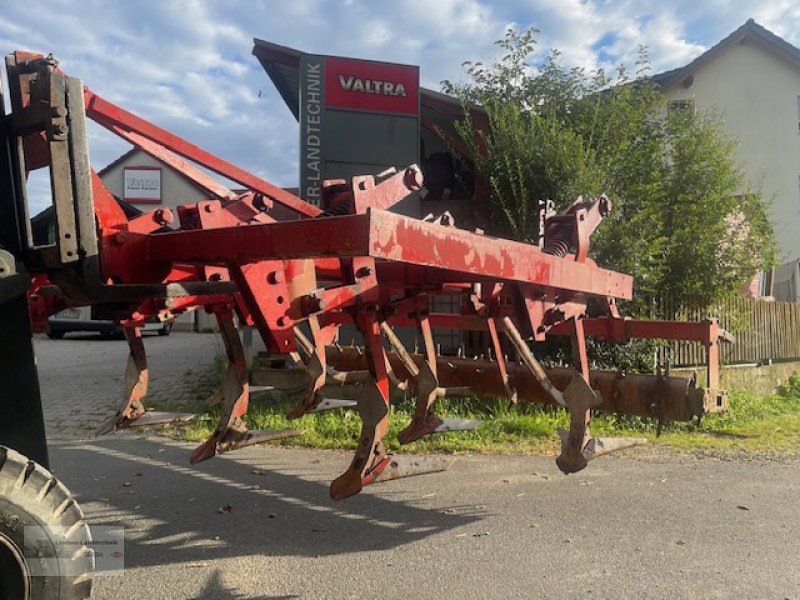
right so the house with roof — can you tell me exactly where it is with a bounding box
[653,19,800,299]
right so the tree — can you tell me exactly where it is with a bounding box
[442,29,776,313]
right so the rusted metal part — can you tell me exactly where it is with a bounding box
[189,308,252,463]
[501,316,565,407]
[384,318,438,444]
[381,313,479,444]
[96,327,148,435]
[351,165,423,214]
[233,261,297,353]
[549,316,732,388]
[554,316,598,474]
[285,318,337,418]
[329,311,390,501]
[145,208,633,301]
[366,455,456,484]
[555,375,599,474]
[543,195,611,262]
[368,209,633,299]
[486,317,517,403]
[327,347,717,422]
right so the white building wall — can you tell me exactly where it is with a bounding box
[99,149,215,331]
[100,150,209,213]
[662,40,800,265]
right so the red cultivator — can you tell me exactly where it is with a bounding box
[5,52,728,502]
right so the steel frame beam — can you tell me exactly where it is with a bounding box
[145,208,633,299]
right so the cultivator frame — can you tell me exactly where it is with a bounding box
[1,52,728,501]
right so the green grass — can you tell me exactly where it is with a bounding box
[161,367,800,457]
[171,396,568,455]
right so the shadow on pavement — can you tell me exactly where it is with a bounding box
[50,437,483,571]
[192,570,298,599]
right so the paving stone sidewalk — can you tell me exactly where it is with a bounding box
[33,332,220,439]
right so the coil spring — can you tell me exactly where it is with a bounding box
[542,222,573,257]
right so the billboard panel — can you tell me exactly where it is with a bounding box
[299,54,419,214]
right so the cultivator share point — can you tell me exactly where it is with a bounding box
[1,51,730,514]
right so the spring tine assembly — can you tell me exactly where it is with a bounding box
[502,317,566,407]
[329,312,391,500]
[190,308,301,464]
[286,316,336,418]
[556,317,602,474]
[97,327,195,434]
[383,311,479,444]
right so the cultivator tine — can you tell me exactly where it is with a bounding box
[310,398,358,412]
[556,318,602,474]
[330,313,391,501]
[290,322,369,414]
[501,317,565,407]
[487,317,517,404]
[293,326,315,357]
[383,350,409,392]
[96,327,148,435]
[554,373,599,473]
[381,313,480,445]
[501,315,604,473]
[96,327,195,434]
[189,310,250,463]
[364,455,456,484]
[381,321,438,444]
[286,317,334,418]
[190,309,300,463]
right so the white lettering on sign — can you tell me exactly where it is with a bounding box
[304,62,322,203]
[337,75,407,97]
[123,168,161,201]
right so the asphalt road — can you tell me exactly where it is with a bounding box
[48,438,800,600]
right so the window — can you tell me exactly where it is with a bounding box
[668,98,695,116]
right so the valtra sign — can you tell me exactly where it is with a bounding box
[299,53,420,205]
[325,56,419,115]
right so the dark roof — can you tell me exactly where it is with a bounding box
[96,147,139,178]
[652,19,800,90]
[252,39,303,120]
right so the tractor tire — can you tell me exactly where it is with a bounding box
[0,446,93,599]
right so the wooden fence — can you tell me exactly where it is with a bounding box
[655,295,800,366]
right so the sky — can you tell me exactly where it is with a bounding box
[2,0,799,212]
